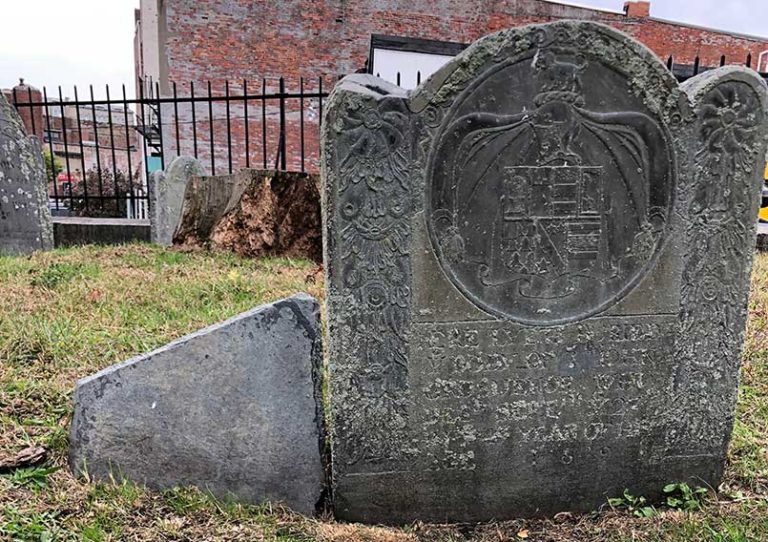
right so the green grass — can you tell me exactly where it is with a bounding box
[2,243,768,541]
[0,243,321,541]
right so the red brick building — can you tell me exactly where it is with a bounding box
[3,81,143,215]
[134,0,768,173]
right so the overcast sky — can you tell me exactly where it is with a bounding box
[570,0,767,37]
[0,0,766,99]
[0,0,140,99]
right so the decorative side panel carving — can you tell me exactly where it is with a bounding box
[321,78,414,470]
[672,69,768,459]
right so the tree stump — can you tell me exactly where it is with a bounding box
[173,169,322,262]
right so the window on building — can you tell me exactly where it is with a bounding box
[369,35,467,90]
[44,129,62,143]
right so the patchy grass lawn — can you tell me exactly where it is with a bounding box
[1,243,768,541]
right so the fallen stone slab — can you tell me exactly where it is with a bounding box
[53,217,150,247]
[69,293,327,516]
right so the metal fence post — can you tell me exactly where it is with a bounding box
[155,82,165,171]
[279,77,287,171]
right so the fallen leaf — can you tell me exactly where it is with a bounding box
[516,529,529,539]
[0,446,47,472]
[86,289,104,303]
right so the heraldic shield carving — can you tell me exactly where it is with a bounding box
[428,48,675,325]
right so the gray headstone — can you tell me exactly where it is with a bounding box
[0,92,53,255]
[322,21,768,523]
[149,156,204,245]
[69,293,327,516]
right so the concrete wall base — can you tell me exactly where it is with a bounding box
[53,217,150,248]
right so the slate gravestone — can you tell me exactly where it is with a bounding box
[149,156,205,245]
[69,294,327,516]
[0,92,53,255]
[322,21,768,523]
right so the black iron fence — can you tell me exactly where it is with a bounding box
[382,53,767,89]
[9,53,767,219]
[666,52,768,82]
[11,77,329,218]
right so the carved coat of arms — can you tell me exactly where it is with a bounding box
[428,50,675,324]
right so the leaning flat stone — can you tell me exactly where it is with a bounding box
[0,92,53,254]
[69,293,326,516]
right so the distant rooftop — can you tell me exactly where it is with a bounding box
[540,0,768,41]
[539,0,624,15]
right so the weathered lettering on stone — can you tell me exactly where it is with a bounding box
[322,21,768,523]
[0,92,53,255]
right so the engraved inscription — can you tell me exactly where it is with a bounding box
[427,51,675,325]
[410,316,678,472]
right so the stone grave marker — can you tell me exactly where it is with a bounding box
[70,293,327,515]
[148,155,205,245]
[322,21,768,523]
[0,92,53,255]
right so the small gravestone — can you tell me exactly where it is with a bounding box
[322,21,768,523]
[149,156,204,245]
[0,92,53,254]
[69,294,327,515]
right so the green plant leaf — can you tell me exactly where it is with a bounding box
[666,497,683,508]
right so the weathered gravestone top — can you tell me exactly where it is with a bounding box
[149,155,205,246]
[0,92,53,255]
[322,21,768,523]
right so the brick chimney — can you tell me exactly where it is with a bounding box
[11,78,44,144]
[624,1,651,17]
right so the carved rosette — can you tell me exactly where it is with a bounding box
[672,68,768,456]
[322,79,414,469]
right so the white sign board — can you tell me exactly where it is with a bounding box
[371,48,455,90]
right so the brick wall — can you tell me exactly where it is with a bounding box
[146,0,768,173]
[161,0,767,84]
[158,82,323,174]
